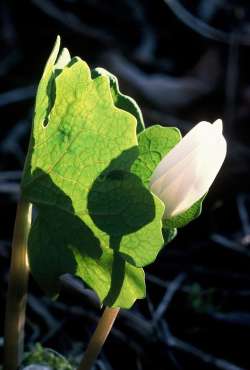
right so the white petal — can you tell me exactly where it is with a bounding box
[150,120,227,218]
[213,118,223,133]
[150,121,214,185]
[151,140,203,196]
[169,136,227,217]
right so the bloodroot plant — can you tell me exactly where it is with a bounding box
[3,36,227,370]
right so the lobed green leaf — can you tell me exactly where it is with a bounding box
[22,37,164,308]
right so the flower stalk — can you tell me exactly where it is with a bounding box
[78,307,120,370]
[3,197,32,370]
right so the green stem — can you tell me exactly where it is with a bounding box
[3,197,32,370]
[77,307,120,370]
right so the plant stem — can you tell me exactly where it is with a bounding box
[78,307,120,370]
[3,197,32,370]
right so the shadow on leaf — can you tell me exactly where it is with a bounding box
[87,148,156,304]
[27,169,102,297]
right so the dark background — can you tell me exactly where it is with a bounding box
[1,1,250,369]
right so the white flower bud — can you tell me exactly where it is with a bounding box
[150,119,227,218]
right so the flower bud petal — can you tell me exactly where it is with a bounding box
[150,119,227,218]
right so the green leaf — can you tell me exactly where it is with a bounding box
[131,125,182,188]
[28,202,145,308]
[22,38,164,308]
[131,125,181,243]
[92,67,145,134]
[33,35,61,130]
[88,170,164,267]
[74,248,146,308]
[162,226,177,244]
[165,196,205,229]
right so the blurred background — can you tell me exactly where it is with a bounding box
[1,1,250,369]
